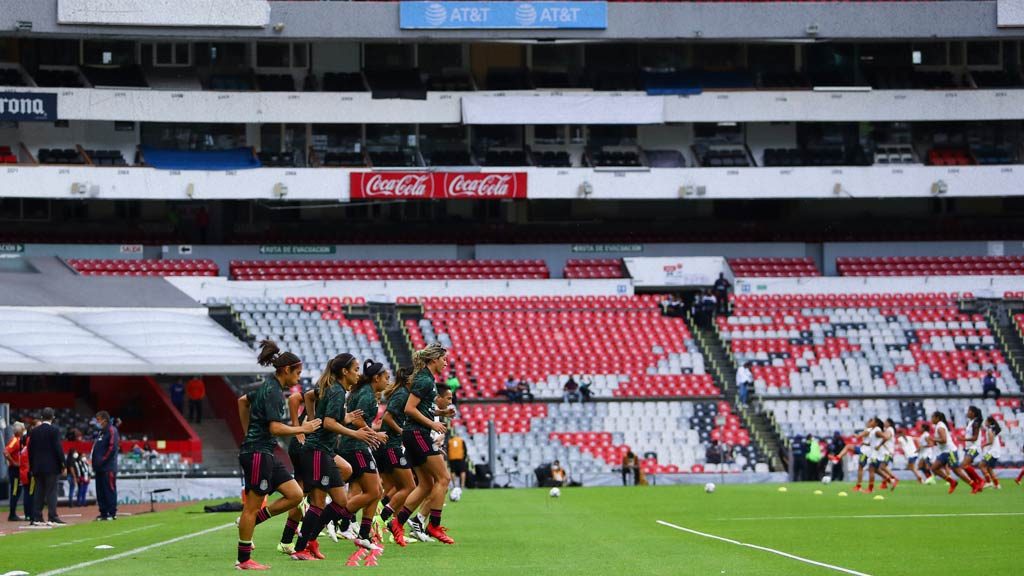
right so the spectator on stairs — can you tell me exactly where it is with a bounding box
[736,362,753,405]
[713,273,731,315]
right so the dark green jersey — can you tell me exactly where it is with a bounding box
[384,387,410,448]
[406,369,437,433]
[240,376,288,454]
[338,384,380,453]
[304,384,346,452]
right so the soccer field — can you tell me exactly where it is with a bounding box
[3,482,1022,576]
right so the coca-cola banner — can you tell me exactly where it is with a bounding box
[349,172,527,200]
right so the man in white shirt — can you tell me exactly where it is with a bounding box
[736,362,753,404]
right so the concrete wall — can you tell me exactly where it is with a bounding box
[2,1,1016,40]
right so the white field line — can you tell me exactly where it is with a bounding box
[37,522,234,576]
[48,523,163,547]
[656,520,872,576]
[720,511,1024,522]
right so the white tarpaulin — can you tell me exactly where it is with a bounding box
[58,0,270,27]
[624,257,731,287]
[461,94,664,125]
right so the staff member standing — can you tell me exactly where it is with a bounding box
[28,408,65,525]
[5,421,26,521]
[447,435,467,489]
[186,376,206,424]
[91,410,120,521]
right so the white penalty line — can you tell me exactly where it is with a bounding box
[38,522,234,576]
[721,512,1024,522]
[656,520,872,576]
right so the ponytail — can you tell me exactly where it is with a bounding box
[317,353,355,399]
[258,339,302,372]
[383,367,413,400]
[413,342,447,374]
[986,416,1002,436]
[353,358,385,395]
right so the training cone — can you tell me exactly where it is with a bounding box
[837,491,848,497]
[873,495,885,501]
[813,490,823,495]
[778,486,788,493]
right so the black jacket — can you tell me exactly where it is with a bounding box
[28,422,64,475]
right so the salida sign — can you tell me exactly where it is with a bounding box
[349,172,527,199]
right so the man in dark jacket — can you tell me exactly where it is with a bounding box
[91,411,120,521]
[28,407,65,525]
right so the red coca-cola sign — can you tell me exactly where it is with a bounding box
[350,172,526,200]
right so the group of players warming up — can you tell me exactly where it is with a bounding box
[831,407,1005,495]
[235,340,456,570]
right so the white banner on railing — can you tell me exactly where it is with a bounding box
[462,94,663,125]
[734,276,1024,297]
[624,257,730,287]
[169,277,634,303]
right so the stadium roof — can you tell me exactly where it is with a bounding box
[0,308,265,375]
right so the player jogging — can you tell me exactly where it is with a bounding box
[377,367,415,547]
[236,340,322,571]
[978,415,1002,490]
[393,343,456,545]
[876,418,900,491]
[960,406,986,493]
[897,429,923,484]
[929,411,973,494]
[292,353,382,560]
[277,390,310,555]
[331,359,389,553]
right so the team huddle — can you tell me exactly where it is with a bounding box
[832,408,1006,495]
[235,340,456,570]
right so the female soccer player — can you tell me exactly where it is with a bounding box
[960,406,986,493]
[393,343,456,545]
[277,389,310,555]
[291,353,382,560]
[874,418,899,491]
[978,415,1003,489]
[897,429,923,484]
[334,359,389,551]
[831,422,873,492]
[929,411,973,494]
[916,424,935,483]
[236,340,322,570]
[377,367,415,547]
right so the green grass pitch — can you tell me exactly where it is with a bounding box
[3,482,1022,576]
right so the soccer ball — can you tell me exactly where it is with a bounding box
[821,476,833,485]
[449,487,462,502]
[704,482,716,493]
[549,487,561,498]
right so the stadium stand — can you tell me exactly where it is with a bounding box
[404,295,714,399]
[37,148,86,165]
[562,258,627,279]
[229,259,549,281]
[215,296,387,384]
[31,68,86,87]
[728,257,820,277]
[720,293,1018,398]
[456,400,763,478]
[0,145,16,164]
[67,258,219,276]
[837,256,1024,276]
[85,149,129,167]
[927,148,974,166]
[257,150,296,167]
[81,65,148,88]
[0,67,26,86]
[139,147,261,170]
